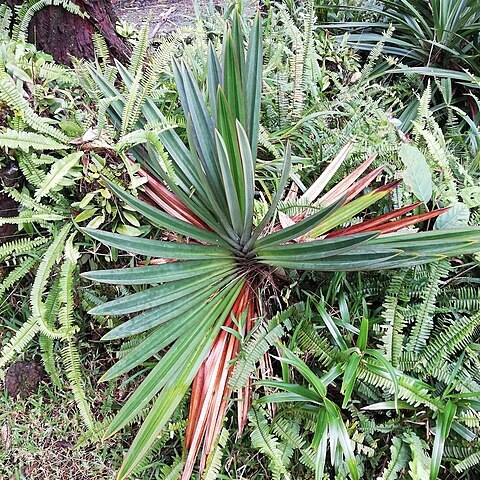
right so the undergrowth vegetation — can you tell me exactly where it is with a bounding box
[1,1,480,479]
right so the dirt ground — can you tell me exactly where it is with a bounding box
[113,0,221,35]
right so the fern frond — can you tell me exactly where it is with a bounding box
[249,407,290,478]
[381,270,411,366]
[92,32,110,64]
[296,321,335,368]
[202,428,229,480]
[229,309,293,391]
[0,237,48,259]
[0,129,67,152]
[0,73,69,142]
[120,72,143,136]
[38,63,77,85]
[5,188,57,214]
[455,450,480,473]
[0,212,64,226]
[0,315,40,372]
[13,0,88,42]
[30,224,71,339]
[157,459,186,480]
[423,312,480,366]
[39,333,62,387]
[359,365,441,411]
[437,286,480,313]
[34,151,83,200]
[0,256,37,301]
[129,23,149,76]
[0,5,12,40]
[61,341,97,432]
[407,261,450,354]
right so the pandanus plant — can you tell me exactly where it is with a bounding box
[81,10,480,480]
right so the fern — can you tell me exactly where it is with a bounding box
[5,187,57,214]
[381,437,410,480]
[30,224,71,339]
[0,256,37,301]
[92,32,110,65]
[0,316,40,380]
[296,321,335,368]
[455,450,480,473]
[0,212,64,225]
[422,312,480,365]
[129,23,150,76]
[157,458,186,480]
[13,0,87,42]
[202,428,229,480]
[0,129,67,152]
[403,432,430,480]
[407,261,450,354]
[249,407,290,479]
[34,151,83,199]
[229,308,293,391]
[61,341,97,432]
[0,5,12,41]
[381,270,411,366]
[0,73,69,142]
[0,237,49,259]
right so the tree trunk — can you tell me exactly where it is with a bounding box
[8,0,130,65]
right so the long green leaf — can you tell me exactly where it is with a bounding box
[113,282,244,480]
[81,258,234,285]
[83,228,232,260]
[89,267,234,315]
[105,180,228,246]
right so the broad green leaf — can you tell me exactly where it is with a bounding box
[460,186,480,208]
[434,202,470,229]
[255,380,320,403]
[341,353,361,407]
[399,144,432,204]
[277,348,327,398]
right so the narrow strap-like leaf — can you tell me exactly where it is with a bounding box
[245,11,262,159]
[257,232,379,261]
[207,43,222,127]
[105,180,228,246]
[81,258,234,285]
[83,228,232,260]
[237,121,255,243]
[216,130,243,234]
[101,273,240,339]
[89,267,234,316]
[253,196,346,249]
[244,143,292,251]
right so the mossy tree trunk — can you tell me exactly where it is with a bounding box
[7,0,130,64]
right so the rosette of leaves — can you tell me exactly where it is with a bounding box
[82,10,480,480]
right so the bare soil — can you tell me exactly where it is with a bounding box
[113,0,220,35]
